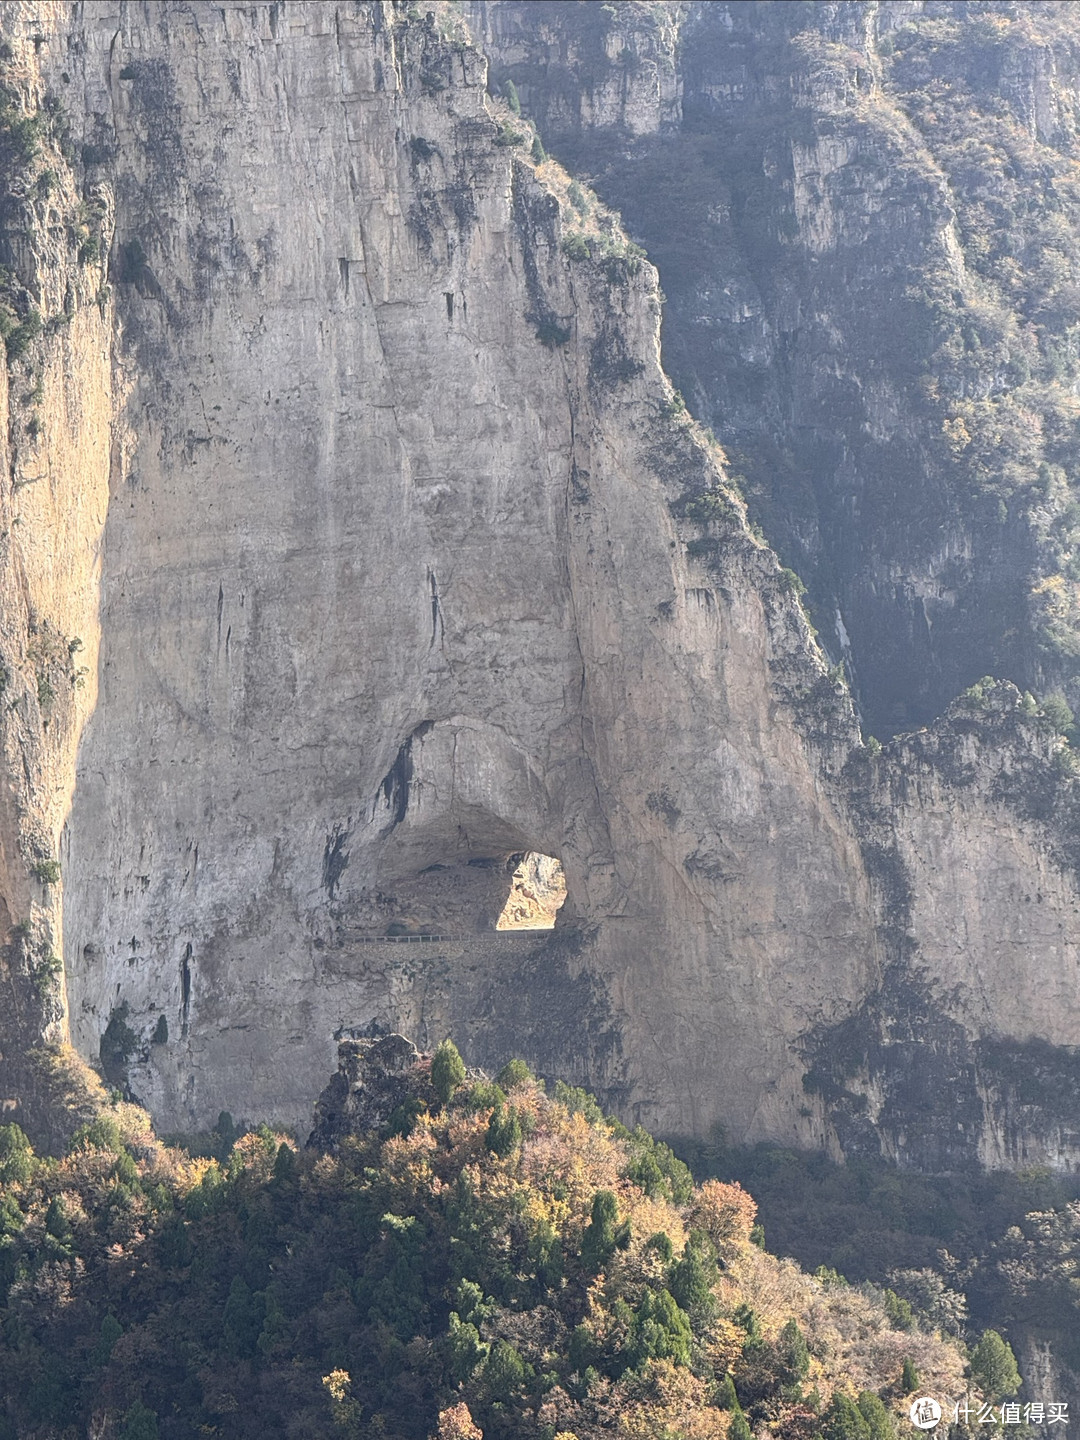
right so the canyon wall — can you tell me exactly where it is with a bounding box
[471,0,1080,737]
[0,13,113,1121]
[0,1,1078,1176]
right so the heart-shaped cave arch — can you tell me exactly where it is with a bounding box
[368,718,568,935]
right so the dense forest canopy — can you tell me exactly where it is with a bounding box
[0,1041,975,1439]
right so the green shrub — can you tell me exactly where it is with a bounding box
[494,122,525,147]
[562,232,589,262]
[2,111,41,164]
[1038,692,1074,737]
[31,858,61,885]
[683,488,733,525]
[31,945,62,998]
[645,1230,673,1262]
[384,1094,426,1137]
[431,1038,466,1106]
[446,1311,487,1383]
[778,566,807,596]
[553,1079,605,1124]
[531,134,546,164]
[485,1101,522,1158]
[882,1287,914,1330]
[733,1301,763,1349]
[504,79,521,115]
[78,232,100,264]
[567,180,589,215]
[623,1128,693,1203]
[623,240,646,276]
[4,307,42,360]
[462,1079,506,1112]
[496,1058,533,1089]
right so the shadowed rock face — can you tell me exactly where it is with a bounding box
[469,0,1080,739]
[308,1030,428,1150]
[0,2,1079,1170]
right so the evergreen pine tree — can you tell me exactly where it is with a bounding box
[970,1330,1021,1400]
[581,1189,619,1274]
[485,1102,522,1158]
[716,1373,739,1411]
[729,1408,753,1440]
[778,1317,810,1382]
[822,1392,871,1440]
[857,1391,896,1440]
[431,1038,466,1107]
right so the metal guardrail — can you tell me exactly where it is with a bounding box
[349,930,554,943]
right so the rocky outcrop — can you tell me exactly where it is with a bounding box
[471,0,1080,738]
[308,1028,429,1149]
[1,1,1080,1180]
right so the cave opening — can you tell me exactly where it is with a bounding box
[372,845,568,937]
[370,720,570,936]
[496,851,567,931]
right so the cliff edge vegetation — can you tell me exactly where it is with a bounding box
[0,1037,972,1440]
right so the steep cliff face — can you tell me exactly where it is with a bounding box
[0,17,113,1087]
[2,0,1080,1181]
[808,681,1080,1172]
[472,0,1080,738]
[1,0,873,1145]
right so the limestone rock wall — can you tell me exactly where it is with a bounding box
[807,682,1080,1172]
[0,11,113,1076]
[1,1,1080,1172]
[0,0,875,1144]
